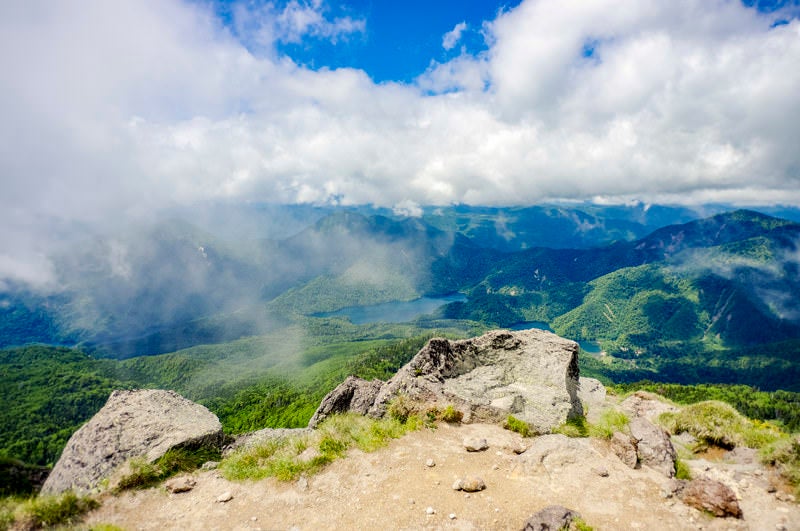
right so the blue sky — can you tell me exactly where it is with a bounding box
[1,0,799,285]
[213,0,521,82]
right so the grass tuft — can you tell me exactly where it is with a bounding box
[760,436,800,497]
[587,409,630,439]
[440,405,463,424]
[503,415,534,437]
[658,400,782,450]
[114,446,221,492]
[221,413,420,482]
[675,458,692,480]
[4,491,100,530]
[554,416,589,438]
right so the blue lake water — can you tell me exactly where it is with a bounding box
[314,293,467,325]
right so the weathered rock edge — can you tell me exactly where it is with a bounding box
[309,328,583,432]
[42,389,223,495]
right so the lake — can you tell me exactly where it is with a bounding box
[314,293,467,325]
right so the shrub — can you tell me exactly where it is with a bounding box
[387,395,414,423]
[659,401,781,450]
[440,405,463,423]
[504,415,534,437]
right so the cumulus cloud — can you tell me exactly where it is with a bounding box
[442,21,467,50]
[1,0,800,285]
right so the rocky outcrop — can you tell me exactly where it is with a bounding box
[311,329,583,433]
[521,505,582,530]
[680,477,743,518]
[42,389,223,495]
[308,376,383,428]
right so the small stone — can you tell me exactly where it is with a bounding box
[463,438,489,452]
[165,476,196,493]
[767,484,778,493]
[460,477,486,492]
[449,513,456,520]
[426,507,436,515]
[425,458,435,467]
[452,479,463,491]
[250,517,258,522]
[434,480,441,486]
[409,498,415,504]
[492,464,500,470]
[216,491,233,503]
[592,467,609,477]
[464,494,471,499]
[297,477,309,491]
[201,461,219,470]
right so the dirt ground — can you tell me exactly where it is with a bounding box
[85,422,799,531]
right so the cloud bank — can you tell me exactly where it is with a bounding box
[1,0,799,284]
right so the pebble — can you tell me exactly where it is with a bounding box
[216,491,233,503]
[250,517,258,522]
[426,507,436,515]
[409,499,415,505]
[592,467,610,477]
[492,464,500,470]
[449,513,456,520]
[425,458,436,467]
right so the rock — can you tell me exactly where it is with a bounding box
[216,491,233,503]
[201,461,219,470]
[452,479,464,490]
[426,507,436,515]
[308,376,383,428]
[297,447,322,464]
[629,417,676,477]
[425,458,435,467]
[224,427,310,455]
[449,513,456,520]
[456,476,487,492]
[620,391,679,421]
[515,434,592,473]
[297,477,309,491]
[41,389,223,495]
[577,377,606,410]
[680,478,742,518]
[521,505,582,530]
[464,438,489,452]
[610,432,638,469]
[314,329,583,433]
[164,476,196,493]
[592,466,609,477]
[661,479,686,499]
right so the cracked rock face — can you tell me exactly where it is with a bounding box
[41,389,223,495]
[311,329,584,433]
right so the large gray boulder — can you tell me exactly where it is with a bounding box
[41,389,223,495]
[311,329,583,433]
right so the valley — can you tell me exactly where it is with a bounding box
[2,203,800,469]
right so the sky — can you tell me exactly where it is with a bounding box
[1,0,800,285]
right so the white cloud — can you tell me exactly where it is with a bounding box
[442,21,467,50]
[1,0,800,285]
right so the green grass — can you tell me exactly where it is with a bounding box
[221,413,420,482]
[0,491,99,530]
[113,446,221,492]
[675,458,692,480]
[587,409,630,439]
[658,400,783,450]
[760,436,800,497]
[503,415,534,437]
[440,405,463,423]
[554,416,590,438]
